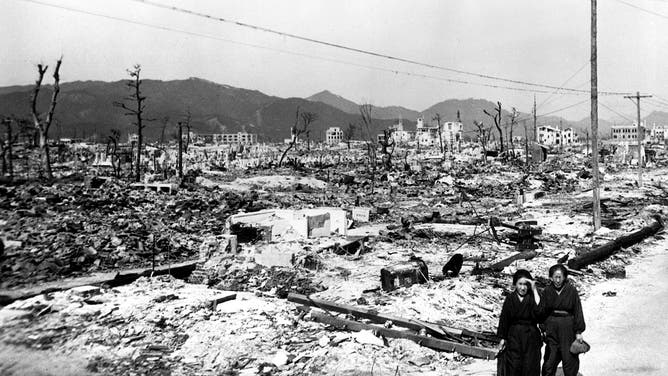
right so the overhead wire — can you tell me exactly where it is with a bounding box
[616,0,668,20]
[127,0,630,95]
[16,0,592,96]
[598,101,635,122]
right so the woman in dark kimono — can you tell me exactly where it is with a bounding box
[497,269,543,376]
[541,264,586,376]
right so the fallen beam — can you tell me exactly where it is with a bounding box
[309,311,497,360]
[287,293,498,343]
[0,260,199,306]
[567,216,663,270]
[473,250,538,274]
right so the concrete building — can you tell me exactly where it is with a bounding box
[537,125,578,146]
[389,121,411,143]
[325,127,343,145]
[611,123,647,144]
[193,132,258,145]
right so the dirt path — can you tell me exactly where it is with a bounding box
[579,237,668,376]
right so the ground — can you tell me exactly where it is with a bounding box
[1,161,667,375]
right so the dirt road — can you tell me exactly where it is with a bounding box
[579,237,668,376]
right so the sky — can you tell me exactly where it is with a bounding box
[2,0,668,122]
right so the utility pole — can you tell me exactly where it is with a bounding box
[523,119,529,167]
[177,121,183,178]
[624,91,652,186]
[559,120,563,153]
[591,0,601,230]
[533,95,537,143]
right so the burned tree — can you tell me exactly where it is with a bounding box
[30,58,62,179]
[343,122,356,149]
[182,107,192,153]
[278,107,317,167]
[159,116,169,146]
[433,113,444,156]
[483,101,503,153]
[1,117,15,179]
[106,129,122,177]
[113,64,152,182]
[474,120,492,164]
[379,128,396,169]
[360,103,378,192]
[507,107,518,156]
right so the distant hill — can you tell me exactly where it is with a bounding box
[0,78,627,142]
[306,90,420,121]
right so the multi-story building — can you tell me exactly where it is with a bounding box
[537,125,578,146]
[325,127,343,145]
[193,132,258,145]
[611,123,647,144]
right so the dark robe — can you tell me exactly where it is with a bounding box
[497,291,543,376]
[540,280,585,376]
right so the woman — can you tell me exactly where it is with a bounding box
[497,269,543,376]
[541,264,586,376]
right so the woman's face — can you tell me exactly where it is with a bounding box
[515,278,530,296]
[551,270,565,288]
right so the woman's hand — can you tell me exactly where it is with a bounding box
[576,333,584,342]
[497,339,506,353]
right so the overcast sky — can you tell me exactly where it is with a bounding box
[2,0,668,122]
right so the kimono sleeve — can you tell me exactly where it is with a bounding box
[497,295,513,340]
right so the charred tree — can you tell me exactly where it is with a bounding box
[30,58,62,179]
[360,103,377,193]
[278,108,317,167]
[105,129,122,177]
[483,102,503,153]
[113,65,153,182]
[474,120,492,164]
[433,113,444,157]
[508,107,518,157]
[343,122,356,149]
[379,128,396,170]
[182,107,192,153]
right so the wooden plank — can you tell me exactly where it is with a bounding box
[309,311,497,360]
[209,293,237,310]
[0,260,199,306]
[487,250,537,271]
[568,217,662,269]
[287,293,498,343]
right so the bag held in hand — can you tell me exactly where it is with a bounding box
[570,339,590,354]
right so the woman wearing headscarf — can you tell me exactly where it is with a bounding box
[541,264,586,376]
[497,269,543,376]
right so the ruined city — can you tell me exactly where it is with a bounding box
[2,1,668,376]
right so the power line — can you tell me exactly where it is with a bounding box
[599,101,635,122]
[535,63,588,112]
[16,0,589,96]
[616,0,668,20]
[128,0,630,95]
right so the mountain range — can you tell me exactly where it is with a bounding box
[1,77,665,142]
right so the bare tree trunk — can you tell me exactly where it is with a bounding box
[279,142,294,167]
[39,132,52,178]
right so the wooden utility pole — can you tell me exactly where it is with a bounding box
[624,91,652,186]
[177,121,183,178]
[559,120,563,153]
[591,0,601,230]
[533,95,537,142]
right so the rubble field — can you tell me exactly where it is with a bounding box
[2,159,668,376]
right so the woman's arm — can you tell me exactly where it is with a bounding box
[573,288,586,337]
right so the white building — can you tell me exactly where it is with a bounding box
[389,121,411,143]
[194,132,258,145]
[441,121,463,144]
[611,123,647,144]
[537,125,578,146]
[325,127,343,145]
